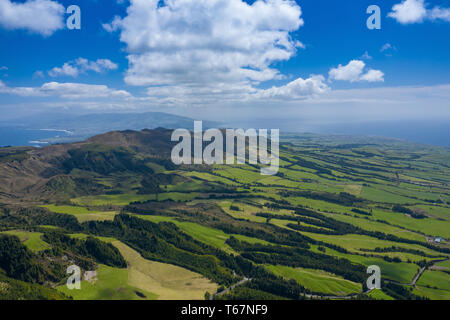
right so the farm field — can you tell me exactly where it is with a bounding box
[417,270,450,291]
[112,241,218,300]
[71,192,200,206]
[135,214,270,253]
[412,286,450,300]
[265,265,362,296]
[435,260,450,270]
[0,230,49,252]
[42,205,118,222]
[368,289,395,300]
[308,245,420,284]
[57,264,157,300]
[1,130,449,300]
[301,233,445,258]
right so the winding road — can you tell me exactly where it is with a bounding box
[211,277,251,300]
[210,258,449,300]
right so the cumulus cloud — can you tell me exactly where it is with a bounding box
[388,0,427,24]
[0,0,65,36]
[0,80,131,99]
[48,58,118,78]
[141,75,329,106]
[388,0,450,24]
[102,16,121,33]
[328,60,384,83]
[255,75,329,100]
[48,63,78,78]
[103,0,316,103]
[329,60,366,83]
[359,69,385,82]
[429,6,450,21]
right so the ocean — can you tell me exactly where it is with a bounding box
[0,127,73,147]
[1,120,449,149]
[224,120,450,148]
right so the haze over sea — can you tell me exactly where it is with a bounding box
[225,120,450,149]
[0,120,448,149]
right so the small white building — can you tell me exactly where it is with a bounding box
[434,237,442,243]
[84,270,98,282]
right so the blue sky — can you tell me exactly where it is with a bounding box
[0,0,449,128]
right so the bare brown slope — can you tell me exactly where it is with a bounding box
[86,128,174,156]
[0,128,174,204]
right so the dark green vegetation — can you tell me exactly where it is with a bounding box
[0,129,448,300]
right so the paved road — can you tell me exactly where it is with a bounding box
[211,258,450,300]
[212,276,373,300]
[211,277,251,300]
[385,257,449,287]
[409,266,426,286]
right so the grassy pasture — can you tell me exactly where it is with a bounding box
[321,212,425,243]
[360,186,418,204]
[6,133,449,300]
[68,233,117,244]
[435,260,450,269]
[413,285,450,300]
[417,270,450,291]
[57,264,157,300]
[370,209,450,239]
[71,192,199,206]
[135,215,269,253]
[42,204,118,222]
[309,245,419,284]
[213,167,265,184]
[286,197,351,214]
[368,289,395,300]
[42,205,91,214]
[219,201,267,223]
[112,241,218,300]
[266,265,362,296]
[1,230,49,252]
[414,205,450,221]
[57,240,219,300]
[135,215,234,253]
[179,171,240,186]
[302,232,445,258]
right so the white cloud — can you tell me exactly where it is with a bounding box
[140,75,329,107]
[103,0,312,103]
[48,63,79,78]
[102,16,121,33]
[329,60,365,82]
[0,66,7,71]
[388,0,427,24]
[0,0,65,36]
[0,81,131,99]
[48,58,118,78]
[33,70,45,78]
[388,0,450,24]
[76,58,118,73]
[328,60,384,83]
[359,69,385,82]
[380,43,397,57]
[380,43,396,53]
[360,51,372,60]
[184,84,450,127]
[429,6,450,21]
[255,75,329,100]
